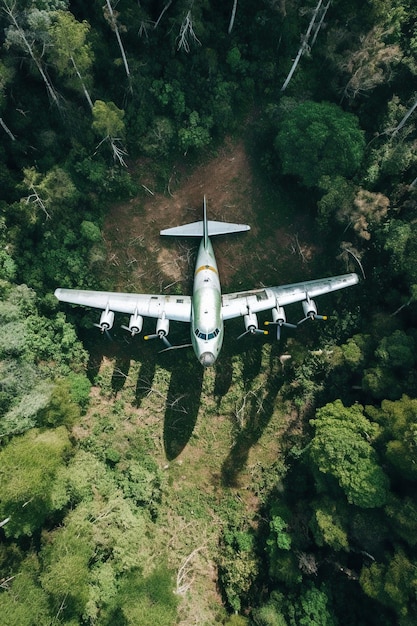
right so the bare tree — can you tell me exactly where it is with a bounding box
[341,27,401,101]
[3,1,60,106]
[228,0,238,34]
[177,10,201,53]
[281,0,331,92]
[103,0,131,82]
[0,117,15,140]
[391,96,417,136]
[153,0,172,29]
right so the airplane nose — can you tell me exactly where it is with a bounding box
[199,351,215,367]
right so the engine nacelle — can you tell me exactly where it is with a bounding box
[98,309,114,331]
[272,306,286,325]
[302,298,317,319]
[127,312,143,335]
[243,312,258,332]
[156,317,170,337]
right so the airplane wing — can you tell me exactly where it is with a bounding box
[54,289,192,323]
[221,273,359,320]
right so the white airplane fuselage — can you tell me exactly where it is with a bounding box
[191,237,224,367]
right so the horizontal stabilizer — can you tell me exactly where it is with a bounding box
[160,220,250,237]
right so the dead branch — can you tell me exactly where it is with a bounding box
[176,546,206,595]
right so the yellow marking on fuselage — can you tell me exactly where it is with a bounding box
[195,264,218,276]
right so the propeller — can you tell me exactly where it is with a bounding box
[237,326,268,340]
[264,319,297,340]
[121,312,143,337]
[144,315,171,350]
[264,306,297,340]
[144,330,172,350]
[297,298,327,325]
[94,307,115,340]
[237,311,268,340]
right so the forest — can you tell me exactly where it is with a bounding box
[1,0,417,624]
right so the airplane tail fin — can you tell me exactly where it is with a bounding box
[160,197,250,243]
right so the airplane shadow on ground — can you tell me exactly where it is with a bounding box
[163,354,204,460]
[221,343,285,487]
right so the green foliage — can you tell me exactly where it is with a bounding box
[385,495,417,546]
[92,100,125,138]
[252,601,288,626]
[265,506,301,586]
[80,219,102,242]
[178,110,212,153]
[288,584,337,626]
[360,548,417,621]
[0,554,52,626]
[47,9,94,97]
[367,395,417,479]
[309,400,389,507]
[0,427,71,537]
[268,515,292,551]
[309,497,349,551]
[110,566,178,626]
[274,101,365,188]
[218,527,259,612]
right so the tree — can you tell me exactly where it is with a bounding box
[0,427,71,537]
[309,496,349,551]
[281,0,331,92]
[340,26,402,100]
[47,10,94,108]
[275,101,365,188]
[360,548,417,622]
[366,395,417,480]
[92,99,127,166]
[3,1,61,107]
[308,400,389,508]
[20,166,78,221]
[103,0,131,82]
[111,566,178,626]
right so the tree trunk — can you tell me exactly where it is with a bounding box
[104,0,131,80]
[3,2,60,107]
[0,117,15,140]
[281,0,327,92]
[228,0,238,34]
[392,96,417,136]
[70,55,93,109]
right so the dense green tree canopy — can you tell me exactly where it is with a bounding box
[274,101,365,188]
[309,400,389,508]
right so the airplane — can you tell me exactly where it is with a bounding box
[55,197,359,367]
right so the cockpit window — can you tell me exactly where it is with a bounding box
[195,328,220,341]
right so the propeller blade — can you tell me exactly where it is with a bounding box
[121,324,140,335]
[161,335,172,349]
[283,322,298,329]
[264,320,297,339]
[298,313,327,325]
[237,327,268,340]
[159,343,193,353]
[144,332,172,349]
[104,328,113,342]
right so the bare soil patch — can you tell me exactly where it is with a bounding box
[104,138,285,291]
[103,136,322,298]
